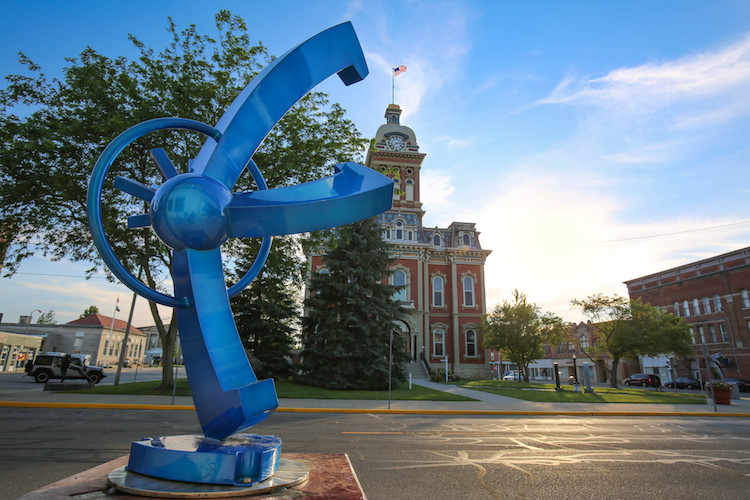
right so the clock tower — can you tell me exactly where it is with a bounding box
[364,104,493,379]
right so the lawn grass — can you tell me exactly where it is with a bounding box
[76,377,476,402]
[457,380,707,404]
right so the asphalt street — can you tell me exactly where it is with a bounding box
[2,408,750,499]
[2,370,750,499]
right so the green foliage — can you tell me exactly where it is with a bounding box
[36,310,56,324]
[429,368,458,382]
[300,218,409,390]
[481,289,568,382]
[80,305,99,318]
[230,236,303,377]
[571,294,693,388]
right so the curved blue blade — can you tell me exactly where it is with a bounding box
[192,21,368,188]
[225,162,393,237]
[173,247,278,440]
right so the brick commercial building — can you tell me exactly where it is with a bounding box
[308,104,492,378]
[625,247,750,381]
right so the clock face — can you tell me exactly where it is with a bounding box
[387,135,406,151]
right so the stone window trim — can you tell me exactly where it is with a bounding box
[431,324,449,359]
[460,272,478,308]
[463,325,479,359]
[391,264,410,302]
[431,272,448,308]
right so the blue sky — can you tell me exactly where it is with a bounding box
[3,0,750,326]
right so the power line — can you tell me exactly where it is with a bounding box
[8,272,108,279]
[592,220,750,244]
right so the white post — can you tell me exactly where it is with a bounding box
[409,372,412,389]
[444,356,449,382]
[102,298,119,367]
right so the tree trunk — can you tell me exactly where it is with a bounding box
[609,356,620,388]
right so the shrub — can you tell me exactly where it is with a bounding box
[430,368,458,382]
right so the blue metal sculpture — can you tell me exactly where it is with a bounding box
[87,22,392,488]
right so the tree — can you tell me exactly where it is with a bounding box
[1,11,366,389]
[300,218,409,390]
[230,236,303,378]
[80,305,99,318]
[36,310,56,325]
[571,294,693,388]
[481,289,568,382]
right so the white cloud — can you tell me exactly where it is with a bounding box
[536,34,750,129]
[469,175,750,322]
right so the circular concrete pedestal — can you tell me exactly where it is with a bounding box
[108,458,309,498]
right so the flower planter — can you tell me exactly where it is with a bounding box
[713,388,732,405]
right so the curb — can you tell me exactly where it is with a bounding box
[2,401,749,417]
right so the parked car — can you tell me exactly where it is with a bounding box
[26,352,106,384]
[623,373,661,387]
[724,378,750,393]
[663,377,702,390]
[502,370,521,381]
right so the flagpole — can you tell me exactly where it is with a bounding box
[103,297,119,367]
[392,70,395,104]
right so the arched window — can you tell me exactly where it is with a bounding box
[392,269,407,302]
[405,179,414,201]
[683,300,690,317]
[463,276,475,307]
[703,297,711,313]
[433,328,445,357]
[673,302,680,316]
[462,233,471,246]
[433,234,441,246]
[465,329,477,357]
[395,220,403,240]
[693,298,701,315]
[714,294,723,312]
[432,276,444,307]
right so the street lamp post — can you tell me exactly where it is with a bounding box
[24,309,42,335]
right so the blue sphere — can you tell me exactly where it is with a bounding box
[150,174,232,251]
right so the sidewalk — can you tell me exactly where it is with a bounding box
[2,377,750,416]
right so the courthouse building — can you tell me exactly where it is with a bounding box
[625,246,750,380]
[308,104,492,378]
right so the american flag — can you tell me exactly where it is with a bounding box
[393,65,407,76]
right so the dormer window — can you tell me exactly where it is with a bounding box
[433,234,442,246]
[462,233,471,246]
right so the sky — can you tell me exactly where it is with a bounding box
[3,0,750,327]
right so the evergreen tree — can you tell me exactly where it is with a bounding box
[300,218,409,390]
[230,236,302,377]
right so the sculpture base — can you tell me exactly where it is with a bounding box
[128,434,282,486]
[108,459,308,498]
[19,453,365,499]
